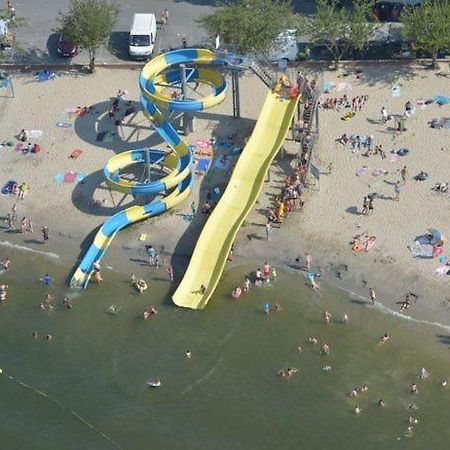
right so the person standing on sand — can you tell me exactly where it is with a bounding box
[167,265,174,282]
[146,245,155,266]
[190,202,196,217]
[401,165,408,184]
[394,181,401,201]
[265,222,272,241]
[306,253,312,271]
[369,287,376,305]
[362,196,369,215]
[368,197,374,215]
[42,226,49,243]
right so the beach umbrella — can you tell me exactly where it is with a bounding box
[428,228,442,243]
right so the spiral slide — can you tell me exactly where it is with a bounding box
[173,91,300,309]
[70,49,227,288]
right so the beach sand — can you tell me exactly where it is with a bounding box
[0,63,449,324]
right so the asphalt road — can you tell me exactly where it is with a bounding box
[8,0,317,65]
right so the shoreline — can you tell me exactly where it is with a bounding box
[2,216,450,331]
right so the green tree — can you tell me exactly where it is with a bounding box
[199,0,297,55]
[401,0,450,68]
[58,0,119,72]
[0,7,26,62]
[304,0,375,68]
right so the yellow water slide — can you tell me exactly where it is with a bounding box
[172,91,299,309]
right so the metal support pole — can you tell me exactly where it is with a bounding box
[232,70,241,118]
[145,148,151,183]
[180,63,190,134]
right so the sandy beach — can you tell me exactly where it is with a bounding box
[0,62,449,325]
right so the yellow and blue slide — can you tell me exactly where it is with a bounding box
[70,49,227,288]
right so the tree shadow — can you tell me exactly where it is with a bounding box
[108,31,130,62]
[350,61,421,88]
[46,32,61,60]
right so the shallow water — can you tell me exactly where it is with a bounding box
[0,248,449,450]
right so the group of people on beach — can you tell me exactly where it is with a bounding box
[320,95,368,112]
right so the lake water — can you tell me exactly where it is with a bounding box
[0,246,449,450]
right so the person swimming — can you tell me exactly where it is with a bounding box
[308,336,318,345]
[263,303,270,314]
[243,277,251,292]
[320,343,330,355]
[410,383,418,394]
[419,367,429,380]
[354,405,362,415]
[378,333,390,344]
[350,388,358,398]
[378,398,385,407]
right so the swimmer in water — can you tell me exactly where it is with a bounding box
[271,267,277,280]
[320,343,330,355]
[360,385,369,393]
[410,383,418,394]
[308,336,318,345]
[378,333,390,344]
[297,345,303,354]
[350,388,358,398]
[274,303,283,312]
[441,379,448,387]
[408,403,418,411]
[45,334,52,341]
[323,310,332,324]
[407,416,418,425]
[32,331,38,339]
[342,313,349,323]
[243,277,251,292]
[185,350,191,359]
[354,405,361,415]
[419,367,429,379]
[62,297,73,310]
[378,398,385,407]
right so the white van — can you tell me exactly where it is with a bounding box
[129,13,157,59]
[268,30,298,62]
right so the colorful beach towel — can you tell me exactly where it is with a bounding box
[57,122,73,128]
[433,95,450,105]
[28,130,43,139]
[1,179,16,194]
[69,149,83,159]
[196,158,211,174]
[64,171,77,183]
[390,154,400,163]
[76,172,87,183]
[14,143,23,153]
[356,166,368,177]
[391,86,401,97]
[36,71,55,82]
[53,173,64,185]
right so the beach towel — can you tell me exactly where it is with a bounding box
[64,171,77,183]
[195,139,211,149]
[434,266,449,277]
[183,214,193,222]
[433,95,450,105]
[36,71,55,82]
[391,86,401,97]
[53,173,64,185]
[323,81,335,91]
[337,82,352,92]
[138,233,147,242]
[76,172,87,183]
[28,130,43,139]
[14,143,23,153]
[1,179,16,194]
[356,166,368,177]
[341,111,355,121]
[390,154,400,163]
[69,149,83,159]
[196,158,211,174]
[214,158,231,170]
[0,79,9,89]
[57,122,73,128]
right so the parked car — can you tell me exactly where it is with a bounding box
[57,34,78,58]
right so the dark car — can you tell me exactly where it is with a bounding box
[57,34,78,58]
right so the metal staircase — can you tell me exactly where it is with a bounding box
[249,58,275,88]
